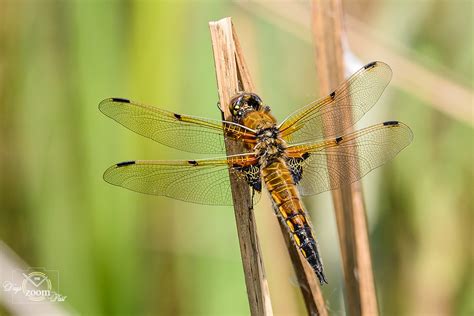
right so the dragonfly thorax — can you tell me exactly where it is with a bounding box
[254,126,287,166]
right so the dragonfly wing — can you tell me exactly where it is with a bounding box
[103,154,258,206]
[278,61,392,144]
[286,121,413,196]
[99,98,256,154]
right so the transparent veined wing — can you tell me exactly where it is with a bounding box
[278,61,392,144]
[286,121,413,196]
[103,154,258,206]
[99,98,256,154]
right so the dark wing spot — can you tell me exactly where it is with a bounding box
[302,152,310,160]
[188,160,198,166]
[117,161,135,167]
[234,164,262,192]
[287,157,304,184]
[383,120,399,126]
[330,91,336,99]
[174,113,182,120]
[253,182,262,192]
[364,61,377,69]
[111,98,130,103]
[335,136,343,144]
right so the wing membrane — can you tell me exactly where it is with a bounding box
[279,61,392,143]
[103,154,258,206]
[99,98,256,154]
[286,121,413,196]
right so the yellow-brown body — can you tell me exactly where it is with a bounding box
[103,63,414,286]
[239,107,327,283]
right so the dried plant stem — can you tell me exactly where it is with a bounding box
[345,15,473,126]
[209,17,327,316]
[234,0,473,126]
[209,17,273,316]
[312,1,379,315]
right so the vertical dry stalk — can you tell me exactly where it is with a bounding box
[209,17,273,316]
[209,17,327,316]
[312,1,379,315]
[234,1,473,126]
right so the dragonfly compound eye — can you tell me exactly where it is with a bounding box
[245,93,263,110]
[231,105,240,117]
[229,95,244,117]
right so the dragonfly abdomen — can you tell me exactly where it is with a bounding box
[262,159,328,284]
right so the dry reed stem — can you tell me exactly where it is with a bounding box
[209,17,273,316]
[209,17,327,316]
[312,1,379,315]
[234,0,473,126]
[345,15,473,126]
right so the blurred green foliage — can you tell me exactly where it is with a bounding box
[0,1,472,315]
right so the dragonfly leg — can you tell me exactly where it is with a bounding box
[216,99,223,112]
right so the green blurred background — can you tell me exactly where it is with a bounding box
[0,1,472,315]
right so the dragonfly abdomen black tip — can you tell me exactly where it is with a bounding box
[383,120,399,126]
[318,272,329,285]
[116,161,135,167]
[111,97,130,103]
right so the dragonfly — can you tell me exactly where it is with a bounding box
[99,61,413,284]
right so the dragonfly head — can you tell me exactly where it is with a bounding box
[229,92,264,122]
